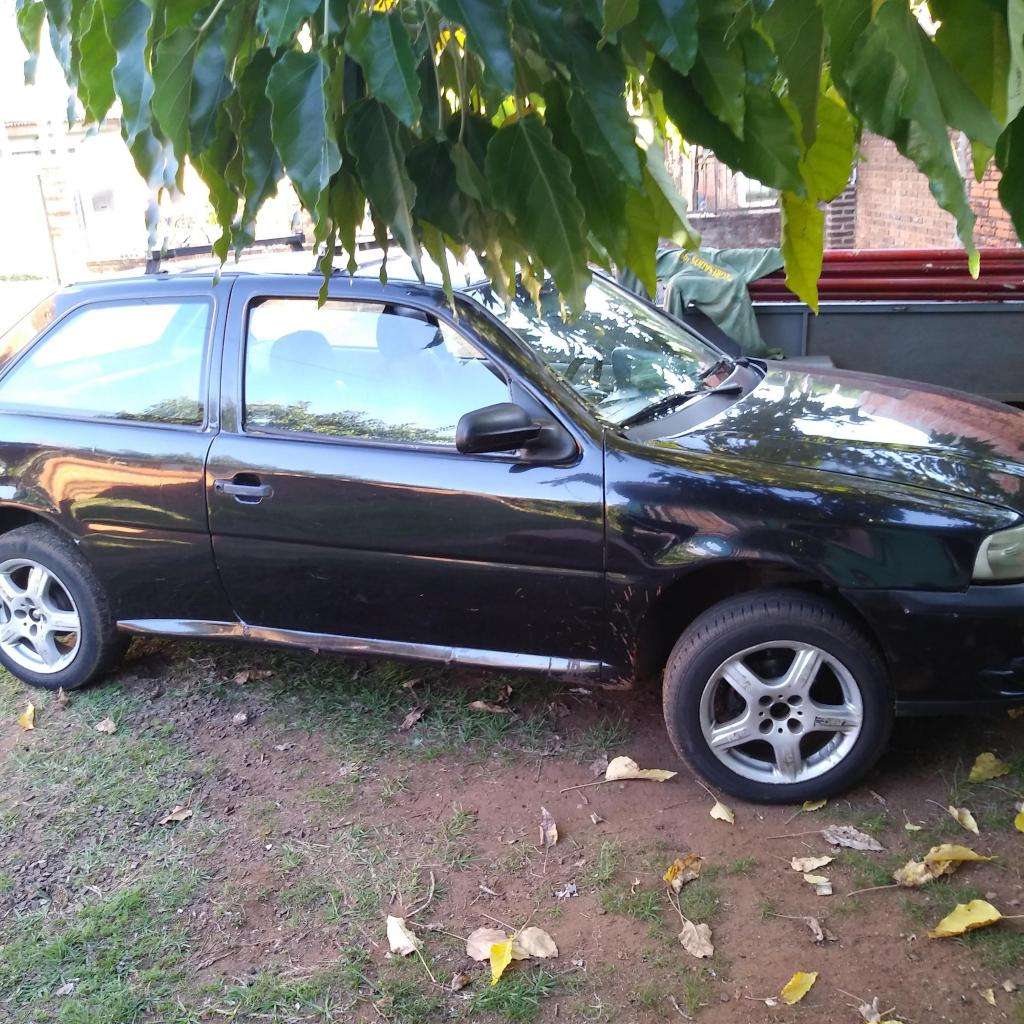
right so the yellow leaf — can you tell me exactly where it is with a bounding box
[663,854,702,891]
[924,844,993,868]
[513,926,558,959]
[1008,707,1024,718]
[928,899,1002,938]
[948,805,979,835]
[604,755,676,782]
[981,988,996,1006]
[781,192,824,312]
[968,752,1011,782]
[489,940,513,985]
[709,800,735,824]
[17,702,35,731]
[95,717,117,735]
[791,855,832,872]
[802,873,833,895]
[1015,809,1024,833]
[780,971,818,1005]
[896,844,995,887]
[158,805,193,826]
[802,799,827,811]
[904,822,923,832]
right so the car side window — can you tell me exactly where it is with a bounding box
[244,298,510,446]
[0,299,210,426]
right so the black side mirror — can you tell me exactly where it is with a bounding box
[456,402,542,455]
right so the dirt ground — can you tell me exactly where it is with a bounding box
[1,638,1022,1024]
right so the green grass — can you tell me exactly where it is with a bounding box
[582,840,624,889]
[572,717,632,759]
[600,885,663,922]
[678,968,715,1016]
[469,967,558,1023]
[676,879,721,923]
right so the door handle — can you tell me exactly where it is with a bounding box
[214,475,273,504]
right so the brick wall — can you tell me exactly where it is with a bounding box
[854,133,1020,250]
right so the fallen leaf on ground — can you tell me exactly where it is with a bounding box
[588,753,609,777]
[95,717,117,734]
[158,806,193,826]
[802,916,836,943]
[232,669,271,684]
[893,844,993,887]
[663,854,702,891]
[386,915,422,956]
[17,702,35,731]
[604,755,676,782]
[468,700,511,714]
[554,882,577,899]
[399,707,424,731]
[231,711,248,726]
[514,927,558,958]
[969,752,1011,782]
[709,800,735,824]
[590,811,604,825]
[981,988,996,1006]
[539,807,558,849]
[1009,707,1024,718]
[928,899,1002,938]
[402,677,421,690]
[489,940,513,984]
[1015,808,1024,833]
[1004,980,1018,992]
[791,855,832,872]
[802,799,827,811]
[450,971,472,991]
[677,918,714,958]
[948,805,980,835]
[904,822,923,832]
[467,927,508,961]
[780,971,818,1005]
[54,688,69,709]
[803,872,833,896]
[822,824,883,851]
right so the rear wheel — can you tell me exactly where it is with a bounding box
[663,590,892,803]
[0,525,125,690]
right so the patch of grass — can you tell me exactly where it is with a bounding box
[600,886,663,922]
[469,966,558,1023]
[278,843,307,872]
[582,840,624,889]
[308,782,357,814]
[839,850,900,890]
[723,856,758,876]
[676,879,721,923]
[632,980,669,1008]
[678,968,714,1016]
[435,806,477,870]
[215,962,357,1021]
[758,898,778,920]
[572,717,632,759]
[850,810,890,834]
[379,773,409,806]
[962,927,1024,971]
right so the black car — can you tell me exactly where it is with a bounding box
[1,251,1023,802]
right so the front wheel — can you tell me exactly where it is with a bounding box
[663,590,892,803]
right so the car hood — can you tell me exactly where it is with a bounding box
[658,365,1024,512]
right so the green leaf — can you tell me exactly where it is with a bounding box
[566,77,642,186]
[780,191,823,310]
[432,0,516,94]
[451,141,489,202]
[329,170,366,271]
[691,5,745,139]
[194,113,240,261]
[637,0,699,75]
[653,58,804,192]
[16,1,47,83]
[1009,0,1024,122]
[422,223,455,306]
[345,98,422,276]
[762,0,823,146]
[485,114,590,309]
[997,107,1024,242]
[800,88,855,202]
[268,50,342,213]
[77,0,116,122]
[408,139,474,240]
[644,142,699,249]
[257,0,321,51]
[234,49,282,249]
[42,0,74,84]
[603,0,639,38]
[101,0,154,144]
[622,186,660,295]
[345,10,422,129]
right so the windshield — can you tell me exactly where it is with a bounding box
[470,275,721,425]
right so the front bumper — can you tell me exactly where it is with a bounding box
[842,584,1024,714]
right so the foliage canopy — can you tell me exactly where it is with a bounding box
[14,0,1024,309]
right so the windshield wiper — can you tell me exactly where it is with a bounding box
[619,379,743,428]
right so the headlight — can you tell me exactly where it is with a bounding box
[973,523,1024,580]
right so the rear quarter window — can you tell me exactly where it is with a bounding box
[0,294,57,374]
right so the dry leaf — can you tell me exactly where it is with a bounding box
[925,843,993,868]
[904,822,923,832]
[17,702,35,731]
[968,752,1010,782]
[399,707,424,731]
[158,805,193,825]
[802,916,836,943]
[231,711,248,726]
[588,753,609,778]
[709,800,735,824]
[981,988,996,1006]
[1003,980,1018,993]
[467,927,508,961]
[54,688,69,709]
[387,915,422,956]
[450,971,472,991]
[1009,707,1024,718]
[948,805,980,835]
[604,755,676,783]
[928,899,1002,938]
[590,812,604,825]
[791,855,832,872]
[489,940,514,985]
[677,918,714,958]
[468,700,511,714]
[780,971,818,1005]
[663,854,702,892]
[802,799,827,811]
[539,807,558,849]
[803,872,833,896]
[822,824,883,851]
[1015,808,1024,833]
[514,927,558,959]
[893,844,992,887]
[95,717,117,735]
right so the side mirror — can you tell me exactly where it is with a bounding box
[456,402,542,455]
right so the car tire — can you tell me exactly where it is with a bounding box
[662,589,892,803]
[0,524,126,691]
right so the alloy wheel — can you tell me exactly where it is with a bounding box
[699,641,864,785]
[0,558,81,674]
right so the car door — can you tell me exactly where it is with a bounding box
[0,279,234,624]
[205,275,608,670]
